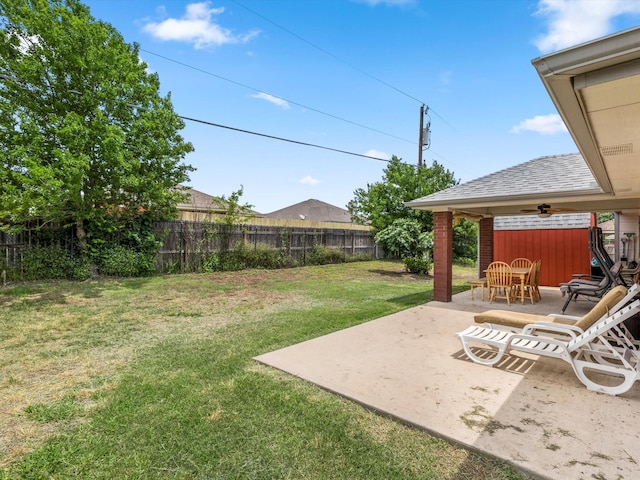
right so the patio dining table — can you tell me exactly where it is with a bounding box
[483,266,531,304]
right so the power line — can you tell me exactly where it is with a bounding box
[177,115,393,162]
[1,71,435,167]
[230,0,424,104]
[140,48,415,145]
[0,72,399,164]
[229,0,454,130]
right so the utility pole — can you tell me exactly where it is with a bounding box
[418,104,431,168]
[418,104,424,168]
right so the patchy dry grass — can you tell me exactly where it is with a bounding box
[0,261,520,479]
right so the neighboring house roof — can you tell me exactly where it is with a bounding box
[176,186,262,216]
[177,186,226,213]
[264,199,352,223]
[407,153,601,213]
[494,213,591,230]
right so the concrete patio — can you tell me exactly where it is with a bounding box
[254,287,640,480]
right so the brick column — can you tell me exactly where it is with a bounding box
[433,211,453,302]
[478,217,494,278]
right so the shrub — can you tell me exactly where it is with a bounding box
[454,257,476,267]
[202,252,222,273]
[345,253,374,263]
[20,245,89,281]
[96,245,155,277]
[402,255,431,275]
[307,245,346,265]
[203,243,290,272]
[201,250,244,272]
[236,243,288,269]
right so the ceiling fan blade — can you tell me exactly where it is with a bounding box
[548,207,577,213]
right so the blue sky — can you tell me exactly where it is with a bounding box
[82,0,640,213]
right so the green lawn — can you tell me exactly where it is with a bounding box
[0,260,521,479]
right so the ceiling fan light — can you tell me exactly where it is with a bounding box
[537,212,552,219]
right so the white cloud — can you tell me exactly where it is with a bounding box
[364,149,390,160]
[250,93,290,109]
[510,114,568,134]
[142,2,259,49]
[299,176,320,186]
[534,0,640,53]
[439,70,453,86]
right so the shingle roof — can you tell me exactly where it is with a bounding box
[408,153,602,206]
[176,187,224,212]
[264,199,352,223]
[176,186,261,215]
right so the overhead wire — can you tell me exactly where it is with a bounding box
[178,115,393,162]
[138,2,459,165]
[228,0,455,130]
[0,71,398,165]
[141,45,448,165]
[140,48,415,145]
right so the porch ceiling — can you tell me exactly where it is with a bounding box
[533,26,640,215]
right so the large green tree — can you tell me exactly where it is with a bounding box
[0,0,194,248]
[348,156,458,232]
[349,156,478,264]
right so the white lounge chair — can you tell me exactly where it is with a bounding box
[456,299,640,395]
[474,284,636,335]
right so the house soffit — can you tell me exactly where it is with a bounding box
[532,26,640,207]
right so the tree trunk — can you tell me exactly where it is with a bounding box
[76,219,87,251]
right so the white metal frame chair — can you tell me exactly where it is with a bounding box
[456,298,640,395]
[474,285,635,334]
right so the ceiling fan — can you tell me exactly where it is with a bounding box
[520,204,577,217]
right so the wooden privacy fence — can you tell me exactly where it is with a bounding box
[0,225,74,267]
[1,221,382,276]
[155,221,383,272]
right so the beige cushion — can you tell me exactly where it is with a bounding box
[573,285,627,330]
[474,285,628,330]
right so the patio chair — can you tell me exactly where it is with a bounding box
[561,261,620,289]
[510,258,533,297]
[561,262,624,313]
[511,259,538,304]
[510,257,533,269]
[486,261,515,304]
[474,284,634,334]
[621,260,640,285]
[529,260,542,302]
[456,298,640,395]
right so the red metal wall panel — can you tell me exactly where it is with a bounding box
[493,228,591,286]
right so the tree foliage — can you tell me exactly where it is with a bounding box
[348,156,458,232]
[349,156,478,263]
[213,186,255,227]
[374,218,433,274]
[453,217,478,263]
[0,0,194,248]
[374,218,432,259]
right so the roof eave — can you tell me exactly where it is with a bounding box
[531,26,640,194]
